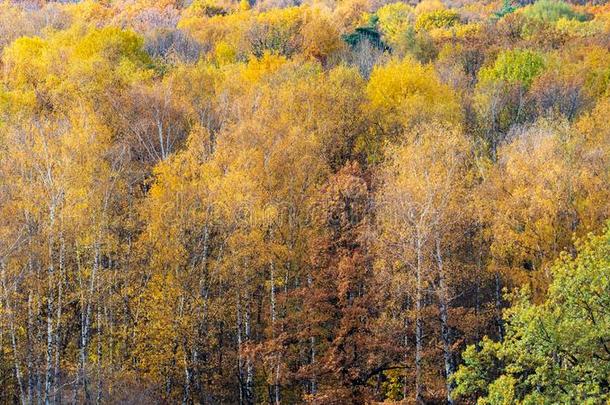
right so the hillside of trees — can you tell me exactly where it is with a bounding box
[0,0,609,403]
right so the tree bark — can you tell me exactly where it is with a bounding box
[435,238,455,405]
[415,234,424,405]
[269,262,280,405]
[1,261,27,405]
[495,273,504,340]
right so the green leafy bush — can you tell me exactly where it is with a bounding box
[454,224,610,404]
[522,0,587,23]
[479,49,546,89]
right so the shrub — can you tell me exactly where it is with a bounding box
[522,0,588,23]
[479,49,546,89]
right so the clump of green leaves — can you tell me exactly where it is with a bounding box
[342,15,388,51]
[453,224,610,404]
[479,49,546,89]
[493,0,518,19]
[375,2,414,47]
[522,0,588,23]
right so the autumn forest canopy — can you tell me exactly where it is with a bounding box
[0,0,609,403]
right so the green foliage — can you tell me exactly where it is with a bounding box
[555,17,603,38]
[375,2,414,47]
[522,0,587,23]
[454,224,610,404]
[452,337,504,400]
[381,369,405,400]
[399,26,438,62]
[342,15,388,50]
[479,49,546,89]
[494,0,518,19]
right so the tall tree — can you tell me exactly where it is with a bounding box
[376,123,474,404]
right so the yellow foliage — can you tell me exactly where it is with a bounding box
[64,0,116,27]
[415,9,460,32]
[178,11,249,53]
[2,26,152,113]
[301,6,344,62]
[366,57,462,136]
[555,17,603,37]
[414,0,446,15]
[240,52,288,83]
[333,0,372,32]
[426,21,481,40]
[214,40,238,64]
[0,2,44,49]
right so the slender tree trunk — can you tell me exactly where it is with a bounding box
[78,238,100,403]
[515,85,525,123]
[244,301,253,405]
[45,281,54,405]
[54,233,65,405]
[269,263,280,405]
[196,222,211,403]
[474,235,482,341]
[237,294,244,405]
[435,238,454,405]
[495,273,503,339]
[1,261,27,405]
[307,272,316,396]
[27,292,34,405]
[415,235,424,405]
[45,208,56,405]
[183,348,191,405]
[95,304,102,405]
[403,316,409,401]
[273,363,280,405]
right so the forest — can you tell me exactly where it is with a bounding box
[0,0,609,403]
